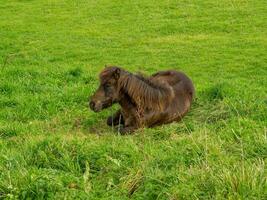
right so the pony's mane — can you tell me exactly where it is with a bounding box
[118,70,173,110]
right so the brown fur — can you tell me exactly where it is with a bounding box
[89,66,195,134]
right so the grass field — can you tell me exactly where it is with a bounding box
[0,0,266,199]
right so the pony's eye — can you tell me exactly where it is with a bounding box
[104,83,111,90]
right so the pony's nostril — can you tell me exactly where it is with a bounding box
[89,101,95,110]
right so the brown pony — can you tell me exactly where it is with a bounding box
[89,66,195,134]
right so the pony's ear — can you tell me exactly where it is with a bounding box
[113,68,120,80]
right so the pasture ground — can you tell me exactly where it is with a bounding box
[0,0,266,199]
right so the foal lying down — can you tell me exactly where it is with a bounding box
[89,66,195,134]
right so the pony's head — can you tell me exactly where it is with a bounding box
[89,66,121,112]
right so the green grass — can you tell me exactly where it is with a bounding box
[0,0,266,199]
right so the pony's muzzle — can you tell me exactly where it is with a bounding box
[89,101,102,112]
[89,101,95,110]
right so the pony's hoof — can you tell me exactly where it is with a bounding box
[107,116,113,126]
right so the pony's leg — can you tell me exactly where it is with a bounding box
[107,110,124,126]
[119,113,163,134]
[118,115,139,134]
[119,126,137,134]
[143,112,168,127]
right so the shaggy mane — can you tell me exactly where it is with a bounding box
[118,70,173,110]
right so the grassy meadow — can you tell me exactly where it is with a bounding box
[0,0,266,199]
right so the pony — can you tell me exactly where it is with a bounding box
[89,66,195,134]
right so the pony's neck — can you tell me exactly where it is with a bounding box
[118,70,172,109]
